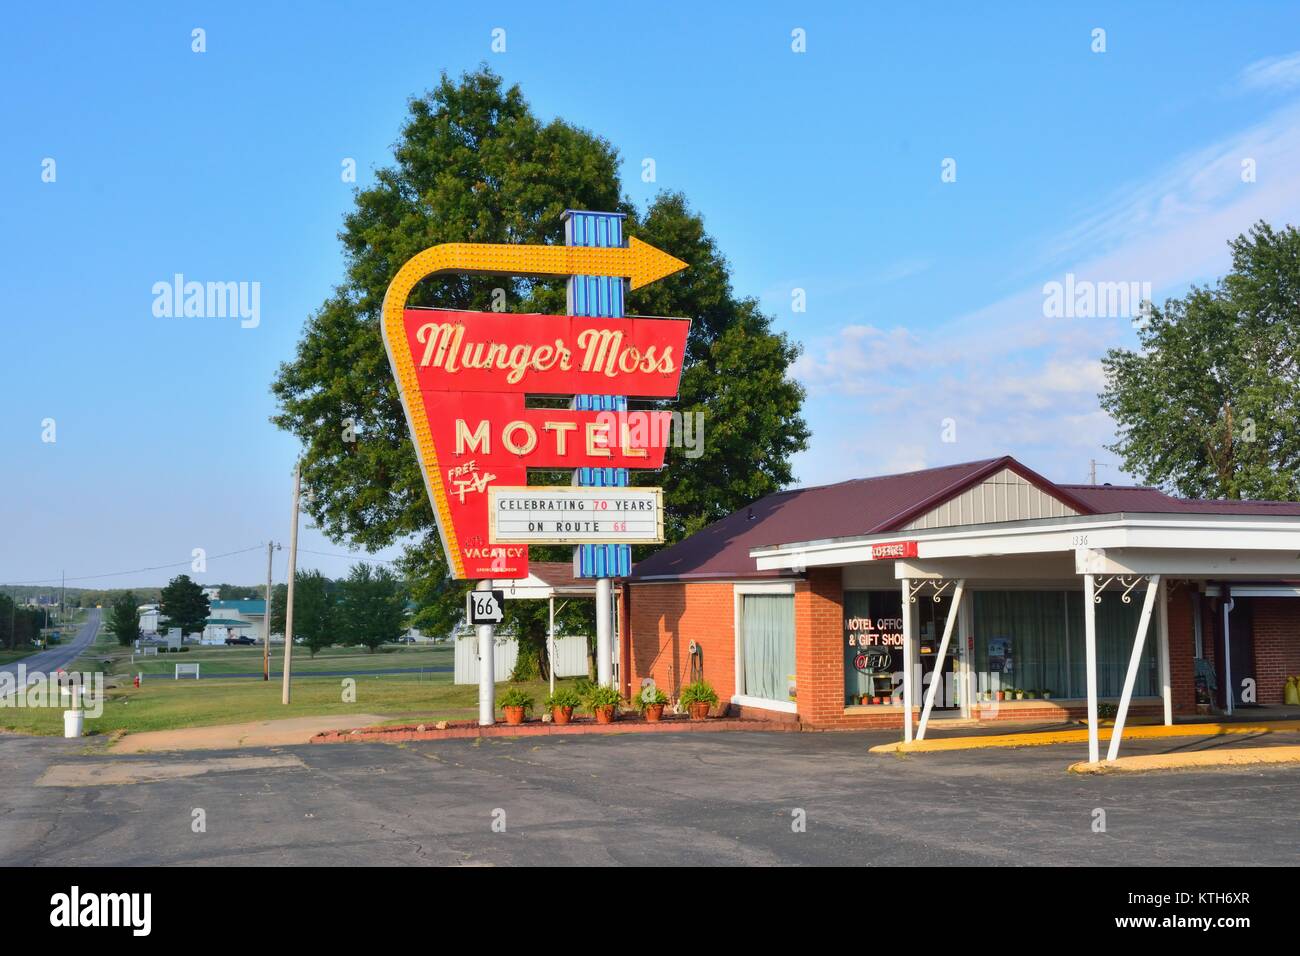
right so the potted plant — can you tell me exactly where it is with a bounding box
[544,687,582,725]
[1015,688,1025,701]
[1025,689,1038,699]
[1042,689,1052,700]
[871,696,882,705]
[678,680,718,720]
[994,688,1006,702]
[499,688,534,726]
[633,685,670,722]
[584,684,623,725]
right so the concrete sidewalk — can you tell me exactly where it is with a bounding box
[109,714,385,753]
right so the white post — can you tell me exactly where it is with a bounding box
[901,578,914,743]
[1157,578,1172,726]
[1106,574,1160,762]
[477,580,495,726]
[1222,596,1235,716]
[548,595,556,697]
[918,580,964,741]
[596,577,613,688]
[1084,573,1099,764]
[281,465,300,706]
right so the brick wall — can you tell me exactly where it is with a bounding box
[626,581,735,700]
[793,568,843,726]
[1249,597,1300,705]
[1166,585,1197,714]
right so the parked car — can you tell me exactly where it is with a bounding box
[225,636,257,646]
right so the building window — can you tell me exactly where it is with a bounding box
[738,593,796,703]
[971,590,1156,699]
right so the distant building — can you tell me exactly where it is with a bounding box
[201,599,267,644]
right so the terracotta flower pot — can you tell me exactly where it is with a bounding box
[593,705,616,725]
[872,696,882,705]
[644,703,665,722]
[552,705,574,725]
[688,701,711,720]
[995,691,1006,702]
[503,705,526,726]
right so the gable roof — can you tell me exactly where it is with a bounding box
[1059,484,1300,516]
[629,456,1300,582]
[632,457,1074,581]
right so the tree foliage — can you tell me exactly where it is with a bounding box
[338,564,407,651]
[159,574,209,637]
[107,591,141,647]
[1101,221,1300,499]
[271,67,809,618]
[270,570,337,656]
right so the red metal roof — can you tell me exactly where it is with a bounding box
[1058,484,1300,516]
[630,458,1013,581]
[630,458,1300,582]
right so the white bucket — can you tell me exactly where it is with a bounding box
[63,709,84,738]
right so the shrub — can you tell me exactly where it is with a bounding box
[631,685,670,712]
[583,684,622,712]
[544,687,582,709]
[678,680,718,707]
[498,688,534,712]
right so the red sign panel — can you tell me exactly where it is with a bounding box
[870,540,918,560]
[384,308,689,580]
[403,309,689,396]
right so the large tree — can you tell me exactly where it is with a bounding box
[338,564,407,652]
[271,67,808,612]
[1100,221,1300,499]
[107,591,141,647]
[158,574,209,637]
[270,570,337,656]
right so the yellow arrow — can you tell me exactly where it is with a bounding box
[380,236,687,579]
[384,237,686,305]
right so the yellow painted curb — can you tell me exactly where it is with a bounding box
[869,720,1300,754]
[1069,745,1300,774]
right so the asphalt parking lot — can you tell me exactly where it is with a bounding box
[2,729,1296,866]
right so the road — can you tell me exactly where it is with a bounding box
[1,727,1296,866]
[0,608,101,687]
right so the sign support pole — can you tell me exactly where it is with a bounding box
[595,578,613,688]
[476,579,496,726]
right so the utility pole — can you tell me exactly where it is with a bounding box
[281,464,301,705]
[1089,459,1112,485]
[263,541,280,681]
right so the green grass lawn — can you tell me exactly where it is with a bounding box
[0,647,42,666]
[0,673,581,737]
[120,643,454,677]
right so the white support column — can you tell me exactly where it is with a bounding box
[1083,573,1099,764]
[548,595,556,698]
[1222,596,1235,716]
[917,580,965,741]
[476,580,495,726]
[1156,578,1172,726]
[901,578,914,744]
[1106,574,1161,762]
[596,577,613,688]
[958,597,974,720]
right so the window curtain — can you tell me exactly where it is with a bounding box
[1066,591,1157,698]
[741,594,796,702]
[972,590,1158,699]
[843,591,876,699]
[972,591,1070,697]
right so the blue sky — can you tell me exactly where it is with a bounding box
[5,1,1300,589]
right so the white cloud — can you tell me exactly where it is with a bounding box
[791,96,1300,489]
[1239,52,1300,93]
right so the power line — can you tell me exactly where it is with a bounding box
[2,545,266,587]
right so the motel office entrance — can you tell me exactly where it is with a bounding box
[845,591,958,711]
[844,587,1162,714]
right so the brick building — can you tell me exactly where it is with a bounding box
[620,457,1300,751]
